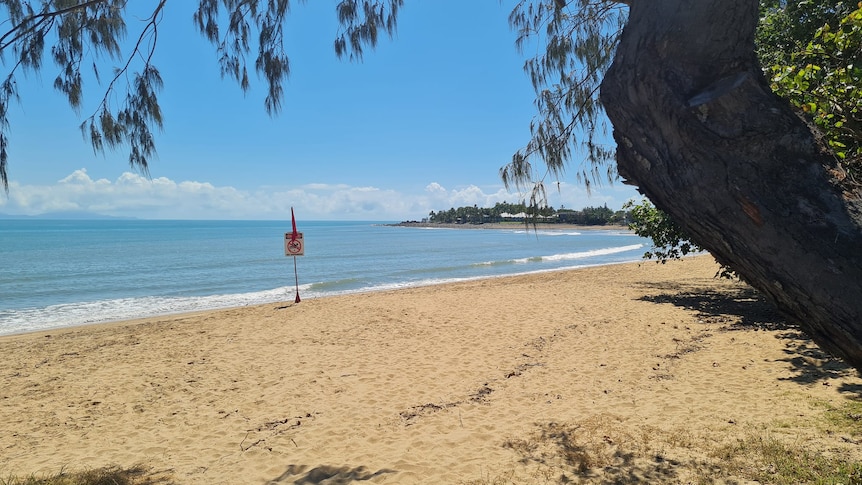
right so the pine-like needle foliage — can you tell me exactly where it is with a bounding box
[0,0,406,192]
[0,0,168,191]
[502,0,627,208]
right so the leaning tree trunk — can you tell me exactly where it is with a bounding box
[600,0,862,371]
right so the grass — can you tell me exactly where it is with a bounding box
[819,397,862,437]
[710,435,862,485]
[0,465,173,485]
[461,402,862,485]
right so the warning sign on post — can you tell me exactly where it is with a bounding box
[284,232,304,256]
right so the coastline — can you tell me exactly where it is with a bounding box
[1,255,860,484]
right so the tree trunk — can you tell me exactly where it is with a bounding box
[600,0,862,371]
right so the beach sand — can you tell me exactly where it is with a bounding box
[1,256,860,484]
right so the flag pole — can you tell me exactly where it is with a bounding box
[290,206,301,303]
[293,255,301,303]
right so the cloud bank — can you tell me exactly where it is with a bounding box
[0,169,635,220]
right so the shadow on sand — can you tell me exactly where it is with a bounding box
[637,282,861,396]
[267,465,396,484]
[638,283,786,330]
[503,420,681,484]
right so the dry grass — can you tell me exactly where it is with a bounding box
[0,465,173,485]
[709,434,862,485]
[462,400,862,485]
[819,397,862,437]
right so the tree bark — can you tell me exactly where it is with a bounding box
[600,0,862,371]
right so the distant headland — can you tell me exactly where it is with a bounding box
[387,220,629,231]
[390,202,631,230]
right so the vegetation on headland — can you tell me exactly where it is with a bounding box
[412,202,628,226]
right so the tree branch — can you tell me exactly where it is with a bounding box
[0,0,112,50]
[88,0,164,122]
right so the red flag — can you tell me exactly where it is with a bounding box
[290,207,298,241]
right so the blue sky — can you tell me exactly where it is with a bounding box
[0,1,639,220]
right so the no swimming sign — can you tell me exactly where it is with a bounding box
[284,232,304,256]
[285,206,305,256]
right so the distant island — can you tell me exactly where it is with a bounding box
[394,202,630,227]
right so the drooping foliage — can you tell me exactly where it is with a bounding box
[501,1,626,199]
[0,0,403,192]
[193,0,292,116]
[0,0,146,191]
[191,0,402,117]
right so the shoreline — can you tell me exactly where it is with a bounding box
[1,253,648,339]
[2,255,860,484]
[5,219,643,340]
[0,257,646,340]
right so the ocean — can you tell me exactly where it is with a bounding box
[0,219,650,335]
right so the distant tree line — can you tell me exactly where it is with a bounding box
[425,202,627,225]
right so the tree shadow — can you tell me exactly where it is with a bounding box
[267,464,397,484]
[638,283,788,330]
[637,283,861,396]
[503,421,681,483]
[775,332,862,393]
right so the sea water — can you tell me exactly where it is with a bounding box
[0,219,650,335]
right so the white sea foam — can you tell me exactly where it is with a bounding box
[0,284,314,336]
[475,244,643,266]
[542,244,644,261]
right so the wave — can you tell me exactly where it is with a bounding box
[474,244,643,267]
[544,244,644,260]
[0,284,312,336]
[307,277,366,291]
[509,230,583,237]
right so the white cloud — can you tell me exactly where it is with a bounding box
[424,182,446,194]
[1,169,639,220]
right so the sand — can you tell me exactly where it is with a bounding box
[1,256,860,484]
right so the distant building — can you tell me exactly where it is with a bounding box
[499,212,552,222]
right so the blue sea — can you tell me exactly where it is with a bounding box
[0,220,650,335]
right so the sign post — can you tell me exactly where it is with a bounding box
[284,207,304,303]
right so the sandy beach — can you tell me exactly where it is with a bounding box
[1,255,860,484]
